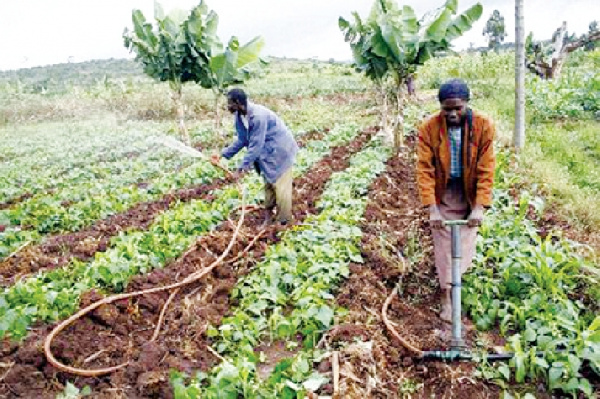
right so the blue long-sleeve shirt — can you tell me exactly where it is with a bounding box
[221,102,298,183]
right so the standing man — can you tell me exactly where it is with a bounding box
[212,88,299,225]
[416,79,496,322]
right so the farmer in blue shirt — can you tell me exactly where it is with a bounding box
[212,88,299,225]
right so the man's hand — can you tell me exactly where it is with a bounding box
[429,205,443,229]
[230,169,244,181]
[210,153,221,167]
[467,204,484,227]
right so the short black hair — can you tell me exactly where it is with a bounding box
[227,88,248,107]
[438,79,470,102]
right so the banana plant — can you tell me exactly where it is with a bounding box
[340,0,482,148]
[209,35,267,132]
[123,1,266,142]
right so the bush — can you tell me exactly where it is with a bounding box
[527,69,600,122]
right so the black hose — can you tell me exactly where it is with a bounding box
[484,353,515,362]
[420,350,515,362]
[420,349,573,362]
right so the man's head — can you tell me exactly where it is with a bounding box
[227,88,248,115]
[438,79,470,127]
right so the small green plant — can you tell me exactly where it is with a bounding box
[398,377,424,397]
[56,382,91,399]
[404,223,424,268]
[0,124,362,340]
[184,137,393,396]
[501,391,537,399]
[527,66,600,122]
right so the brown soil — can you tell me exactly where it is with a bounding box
[537,207,600,253]
[255,339,303,380]
[0,130,325,288]
[315,143,502,398]
[0,128,374,398]
[0,193,35,210]
[0,175,233,287]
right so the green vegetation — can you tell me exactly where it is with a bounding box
[527,51,600,121]
[176,137,392,397]
[483,10,508,52]
[465,150,599,396]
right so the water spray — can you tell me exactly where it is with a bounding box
[148,135,207,159]
[148,135,231,175]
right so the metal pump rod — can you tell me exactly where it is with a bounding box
[420,220,472,361]
[417,221,562,363]
[446,219,468,350]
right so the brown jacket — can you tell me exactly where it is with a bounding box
[416,109,495,207]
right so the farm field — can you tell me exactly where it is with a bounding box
[0,48,599,399]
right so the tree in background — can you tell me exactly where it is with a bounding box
[339,0,482,148]
[526,20,600,79]
[483,10,507,52]
[123,1,266,143]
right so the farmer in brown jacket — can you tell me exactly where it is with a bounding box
[416,79,495,323]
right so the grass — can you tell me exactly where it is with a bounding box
[521,121,600,228]
[528,120,600,190]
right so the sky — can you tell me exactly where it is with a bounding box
[0,0,598,71]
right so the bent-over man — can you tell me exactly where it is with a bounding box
[212,88,299,225]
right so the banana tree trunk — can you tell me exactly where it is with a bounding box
[214,90,224,136]
[393,84,405,149]
[172,87,191,145]
[379,84,394,145]
[406,74,416,97]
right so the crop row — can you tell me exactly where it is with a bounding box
[0,123,363,340]
[175,137,392,398]
[0,119,340,259]
[0,156,223,259]
[0,121,173,201]
[464,151,600,397]
[1,134,216,221]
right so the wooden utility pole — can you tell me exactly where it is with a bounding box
[514,0,525,150]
